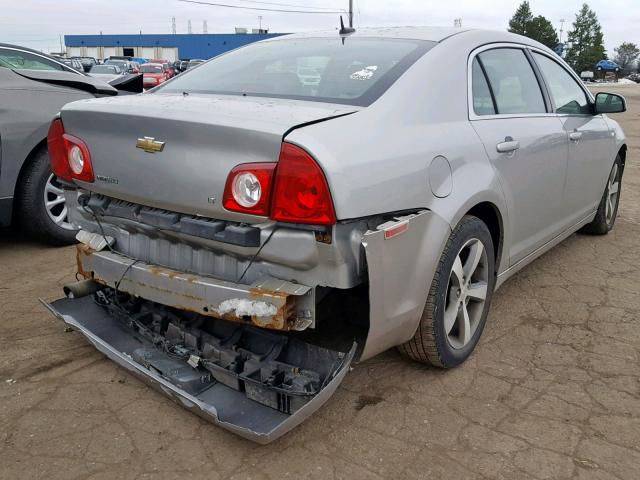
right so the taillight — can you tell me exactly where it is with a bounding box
[47,118,94,183]
[271,143,336,225]
[222,143,336,225]
[222,163,276,216]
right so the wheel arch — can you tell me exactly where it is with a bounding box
[618,144,627,172]
[465,201,504,273]
[13,137,48,204]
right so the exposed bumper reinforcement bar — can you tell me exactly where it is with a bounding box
[76,244,315,331]
[41,296,356,444]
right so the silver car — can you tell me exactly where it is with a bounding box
[44,27,627,442]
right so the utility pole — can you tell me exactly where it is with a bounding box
[559,19,565,43]
[348,0,353,28]
[258,15,262,31]
[172,17,176,34]
[203,20,208,34]
[59,34,63,55]
[188,19,192,34]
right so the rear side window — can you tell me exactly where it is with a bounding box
[477,48,546,115]
[472,58,496,115]
[0,48,66,71]
[532,52,590,115]
[158,37,434,106]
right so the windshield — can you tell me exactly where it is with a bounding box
[141,64,163,73]
[90,65,118,74]
[159,37,433,106]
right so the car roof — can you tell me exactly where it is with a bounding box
[275,26,468,42]
[263,27,548,49]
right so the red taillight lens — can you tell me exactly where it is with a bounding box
[47,118,94,183]
[270,143,336,225]
[222,163,276,216]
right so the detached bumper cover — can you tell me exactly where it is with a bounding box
[42,296,355,444]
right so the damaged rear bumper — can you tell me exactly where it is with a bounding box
[42,295,355,444]
[76,243,315,331]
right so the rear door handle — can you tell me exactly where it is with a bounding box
[569,131,582,142]
[496,137,520,153]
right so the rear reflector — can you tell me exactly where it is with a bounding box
[383,220,409,240]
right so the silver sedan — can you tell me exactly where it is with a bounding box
[45,27,627,442]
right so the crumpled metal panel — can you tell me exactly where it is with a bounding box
[76,245,315,331]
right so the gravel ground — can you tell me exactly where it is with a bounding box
[1,85,639,480]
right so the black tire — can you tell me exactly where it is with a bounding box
[580,155,623,235]
[15,147,78,246]
[398,215,496,368]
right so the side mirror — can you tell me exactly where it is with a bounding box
[594,92,626,114]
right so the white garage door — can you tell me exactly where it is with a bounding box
[160,48,178,62]
[86,47,99,59]
[142,47,155,59]
[103,47,116,59]
[67,47,82,57]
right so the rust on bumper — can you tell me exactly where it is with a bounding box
[75,244,315,331]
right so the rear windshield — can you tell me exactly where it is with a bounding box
[158,37,433,106]
[90,65,118,74]
[141,64,163,73]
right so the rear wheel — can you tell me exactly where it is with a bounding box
[580,155,622,235]
[398,215,495,368]
[16,147,78,246]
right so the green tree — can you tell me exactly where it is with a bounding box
[526,15,559,49]
[613,42,640,73]
[564,4,607,73]
[508,1,533,35]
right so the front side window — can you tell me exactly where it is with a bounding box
[477,48,546,115]
[158,37,434,106]
[533,52,590,115]
[0,48,65,71]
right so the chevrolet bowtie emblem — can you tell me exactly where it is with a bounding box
[136,136,165,153]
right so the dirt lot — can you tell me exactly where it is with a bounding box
[1,84,639,480]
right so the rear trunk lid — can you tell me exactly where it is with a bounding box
[61,93,358,222]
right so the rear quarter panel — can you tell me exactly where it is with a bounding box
[287,31,509,271]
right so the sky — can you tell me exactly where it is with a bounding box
[1,0,638,55]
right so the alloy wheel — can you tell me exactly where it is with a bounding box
[44,174,74,230]
[605,163,620,226]
[444,238,489,349]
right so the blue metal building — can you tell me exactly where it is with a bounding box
[64,33,286,61]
